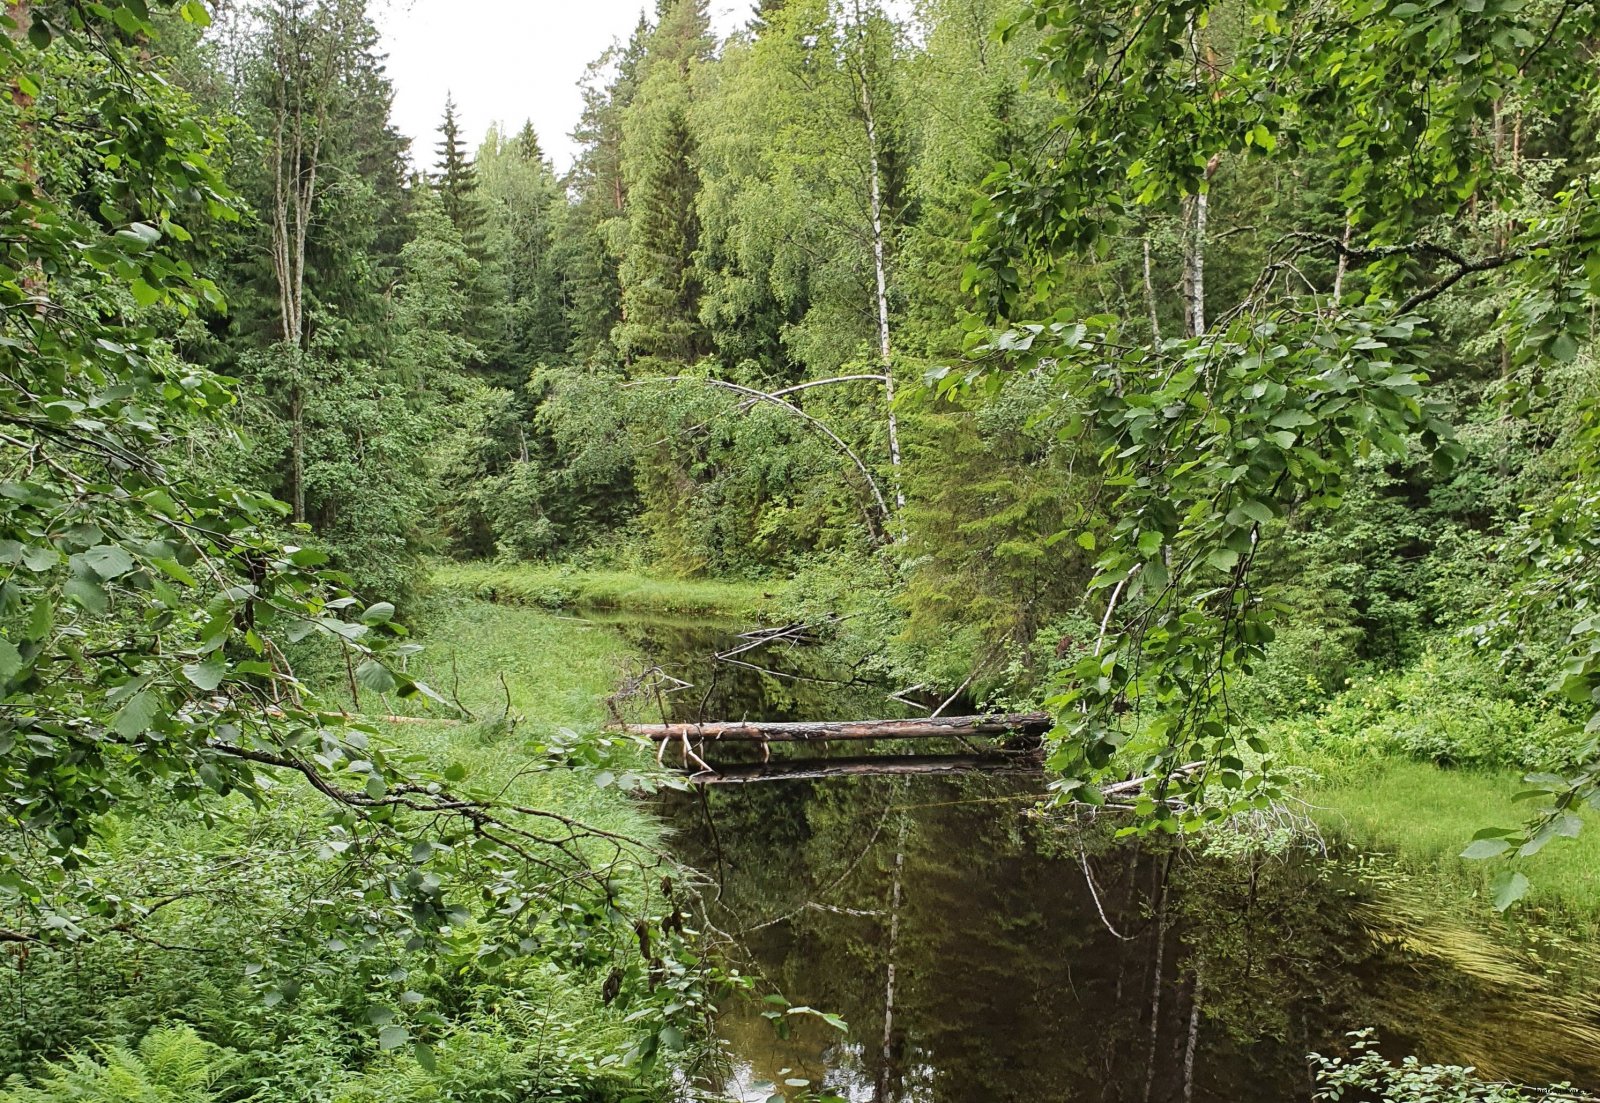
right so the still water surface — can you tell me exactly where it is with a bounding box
[595,612,1600,1102]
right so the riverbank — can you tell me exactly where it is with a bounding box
[1291,756,1600,934]
[433,561,777,620]
[352,597,692,1095]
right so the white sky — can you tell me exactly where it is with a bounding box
[377,0,750,174]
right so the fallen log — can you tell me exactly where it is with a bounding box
[689,751,1043,784]
[618,712,1052,743]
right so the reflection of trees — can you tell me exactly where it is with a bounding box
[630,618,1600,1100]
[668,772,1600,1103]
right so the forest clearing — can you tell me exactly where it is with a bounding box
[7,0,1600,1099]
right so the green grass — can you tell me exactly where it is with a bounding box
[432,560,777,619]
[2,599,676,1100]
[1285,750,1600,930]
[364,596,670,841]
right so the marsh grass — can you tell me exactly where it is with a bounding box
[1293,756,1600,926]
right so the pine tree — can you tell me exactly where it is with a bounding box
[613,0,714,366]
[515,119,545,164]
[559,16,651,363]
[434,93,482,244]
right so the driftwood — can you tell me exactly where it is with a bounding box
[689,751,1042,784]
[618,712,1052,744]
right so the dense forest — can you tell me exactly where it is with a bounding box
[7,0,1600,1098]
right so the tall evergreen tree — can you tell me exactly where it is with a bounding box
[434,93,482,244]
[613,0,715,366]
[558,16,651,364]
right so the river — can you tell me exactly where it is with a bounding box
[593,612,1600,1102]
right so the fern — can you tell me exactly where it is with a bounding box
[0,1027,232,1103]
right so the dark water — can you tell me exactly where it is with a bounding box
[598,613,1600,1102]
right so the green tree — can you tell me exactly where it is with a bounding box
[433,92,482,247]
[614,0,715,366]
[961,0,1600,867]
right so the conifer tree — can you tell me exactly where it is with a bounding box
[613,0,714,366]
[434,93,482,245]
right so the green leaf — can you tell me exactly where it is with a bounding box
[182,659,227,692]
[1490,870,1529,911]
[20,544,58,571]
[129,278,161,307]
[1237,499,1273,525]
[25,599,52,642]
[64,576,108,613]
[83,544,135,579]
[113,691,162,737]
[152,557,198,586]
[378,1025,408,1051]
[360,601,395,625]
[1076,531,1096,551]
[1460,838,1511,860]
[413,1042,436,1071]
[1550,332,1580,363]
[356,660,398,694]
[0,637,22,683]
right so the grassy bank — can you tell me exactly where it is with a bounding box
[1,599,688,1101]
[1292,756,1600,924]
[434,560,776,620]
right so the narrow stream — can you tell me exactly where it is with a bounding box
[595,613,1600,1101]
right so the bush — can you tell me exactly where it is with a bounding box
[1271,638,1581,772]
[1312,1029,1593,1102]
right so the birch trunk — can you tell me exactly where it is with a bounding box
[261,0,350,523]
[875,810,908,1103]
[1143,233,1162,345]
[850,2,906,521]
[1188,191,1208,337]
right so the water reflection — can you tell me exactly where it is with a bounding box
[674,775,1600,1102]
[595,613,1600,1100]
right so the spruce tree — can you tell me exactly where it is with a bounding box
[613,0,714,366]
[434,93,482,245]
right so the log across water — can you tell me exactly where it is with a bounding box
[619,712,1053,743]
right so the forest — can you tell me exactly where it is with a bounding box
[6,0,1600,1099]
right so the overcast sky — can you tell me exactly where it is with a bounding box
[377,0,751,174]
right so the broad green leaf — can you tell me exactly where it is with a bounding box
[182,659,227,692]
[112,691,163,737]
[0,638,22,683]
[356,660,398,694]
[83,544,135,579]
[1490,871,1530,911]
[64,576,108,613]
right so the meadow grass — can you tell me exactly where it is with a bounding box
[369,596,666,846]
[431,560,776,620]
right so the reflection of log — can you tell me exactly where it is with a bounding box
[689,751,1042,784]
[619,712,1052,743]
